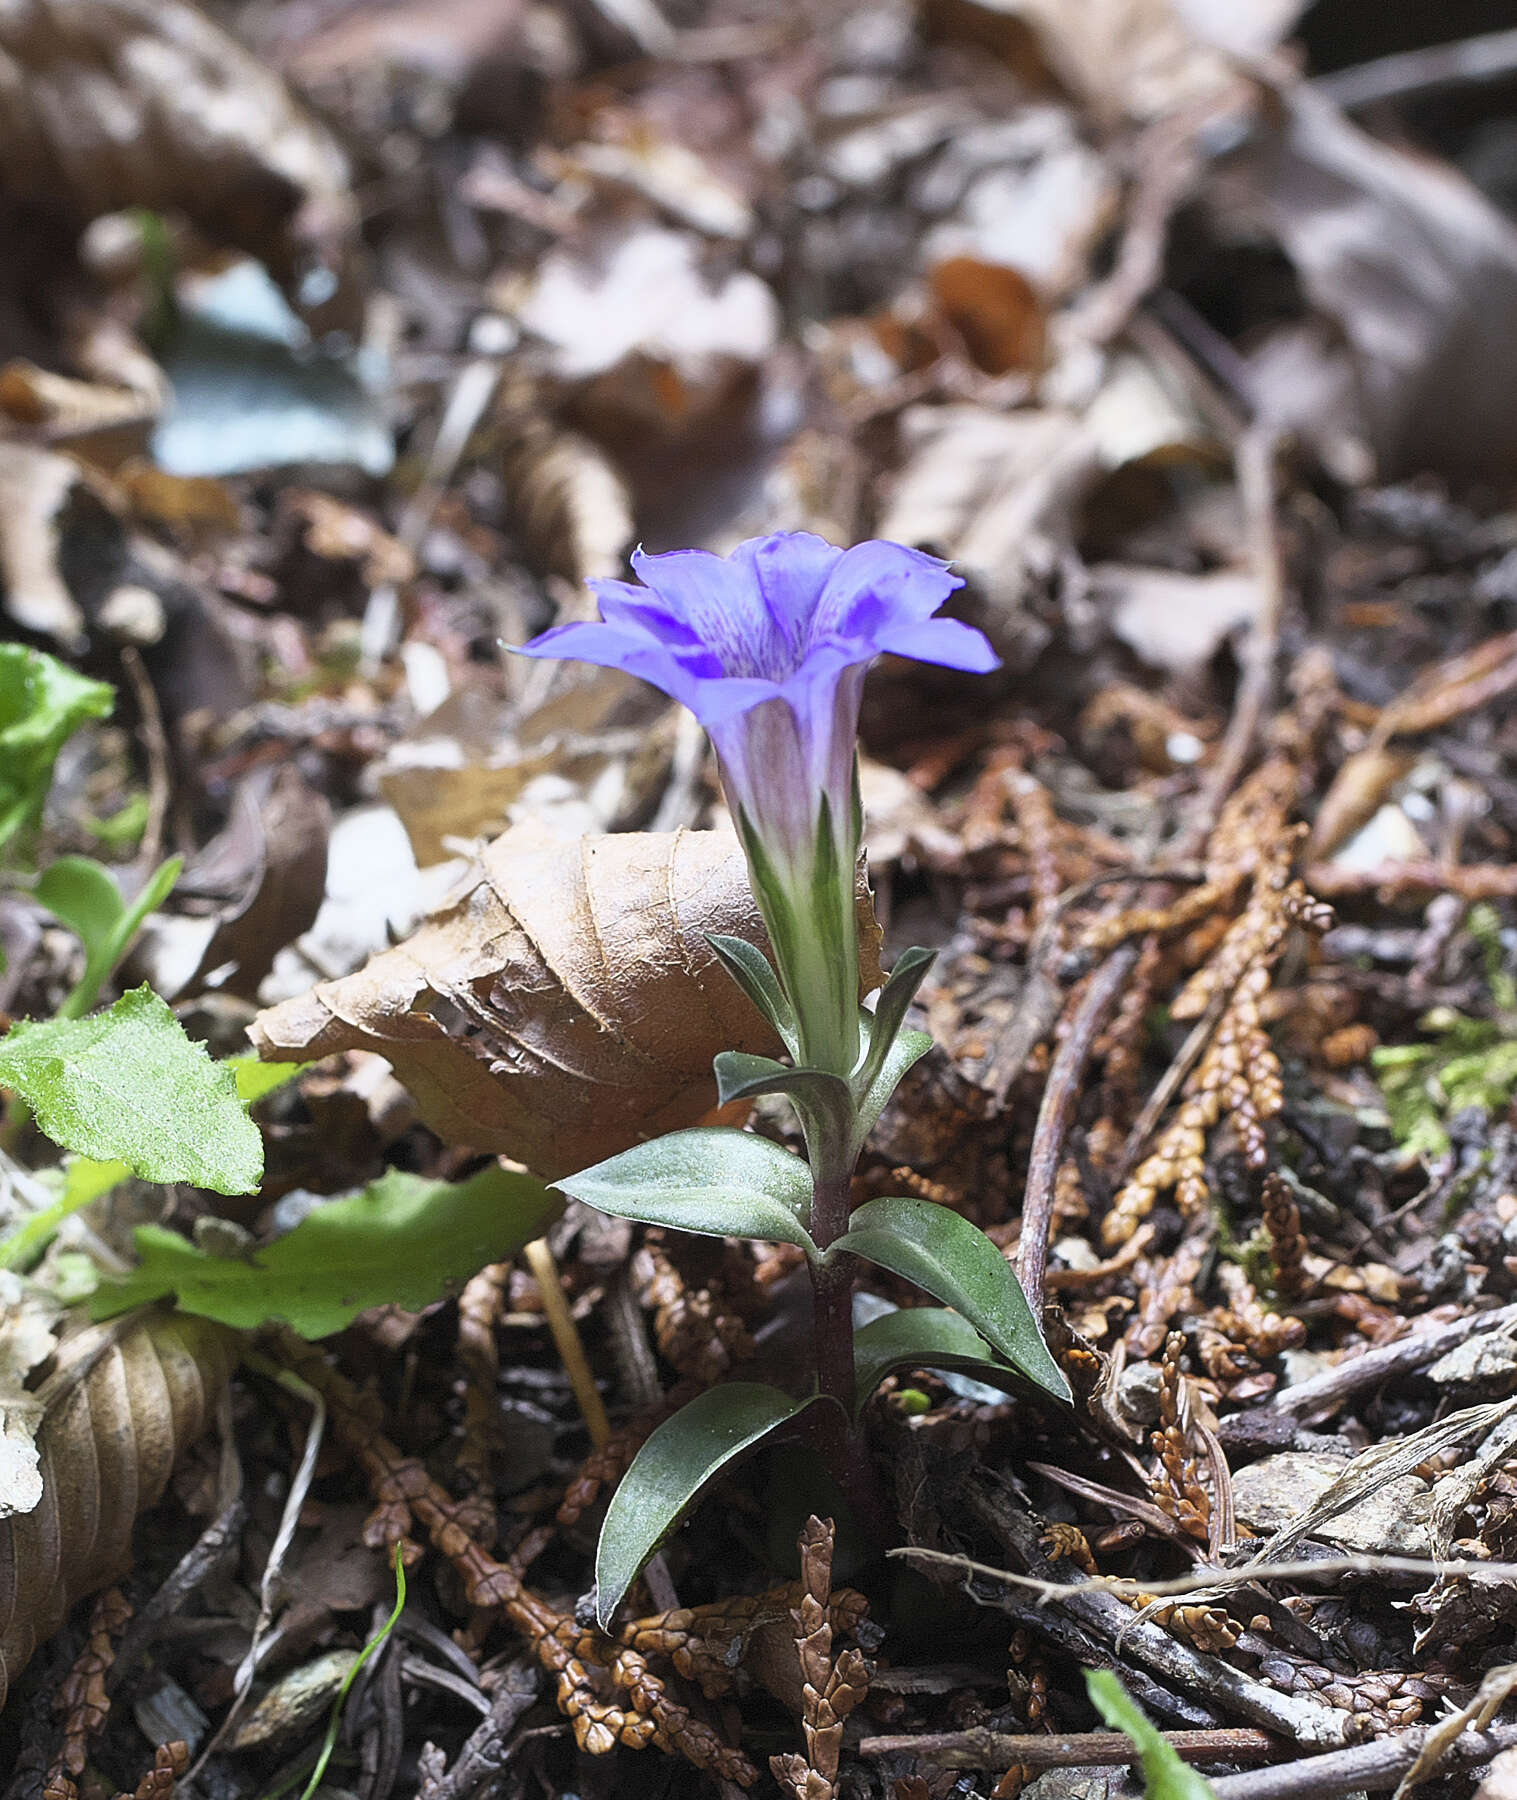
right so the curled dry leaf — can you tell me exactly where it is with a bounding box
[0,0,359,328]
[250,825,883,1179]
[0,1310,237,1708]
[138,764,332,1001]
[0,1275,61,1522]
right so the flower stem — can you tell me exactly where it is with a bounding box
[808,1163,892,1543]
[811,1170,857,1409]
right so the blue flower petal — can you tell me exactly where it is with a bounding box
[812,539,963,645]
[875,615,1001,674]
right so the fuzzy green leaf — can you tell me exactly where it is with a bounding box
[92,1162,561,1336]
[852,1306,1024,1419]
[596,1383,821,1627]
[832,1196,1070,1402]
[0,645,114,856]
[1086,1671,1217,1798]
[554,1127,818,1256]
[0,985,262,1192]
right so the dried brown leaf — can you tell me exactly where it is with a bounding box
[0,0,359,328]
[0,1311,237,1708]
[250,824,883,1178]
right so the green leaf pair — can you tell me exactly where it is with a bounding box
[707,935,935,1153]
[557,1133,1067,1407]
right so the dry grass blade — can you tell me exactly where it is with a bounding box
[0,1312,237,1708]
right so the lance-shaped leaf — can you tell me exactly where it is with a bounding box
[596,1383,822,1628]
[92,1162,561,1338]
[831,1196,1070,1402]
[555,1126,818,1256]
[706,933,798,1054]
[0,986,262,1194]
[854,946,935,1098]
[852,1306,1028,1419]
[850,1027,933,1153]
[1086,1671,1219,1799]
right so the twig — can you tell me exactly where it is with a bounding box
[1313,26,1517,111]
[1173,427,1285,863]
[1017,946,1137,1316]
[119,644,170,876]
[185,1360,326,1778]
[524,1235,611,1450]
[1252,1300,1517,1422]
[399,1659,538,1800]
[1208,1723,1517,1800]
[858,1726,1279,1771]
[955,1481,1355,1747]
[892,1544,1517,1604]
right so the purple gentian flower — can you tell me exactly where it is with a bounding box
[517,532,998,1074]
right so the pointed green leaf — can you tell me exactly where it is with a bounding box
[851,1028,933,1152]
[92,1162,561,1337]
[832,1196,1070,1402]
[554,1127,818,1255]
[855,947,935,1096]
[1086,1671,1218,1798]
[705,933,798,1053]
[0,1153,130,1272]
[35,856,125,963]
[0,985,262,1193]
[596,1383,821,1627]
[37,853,181,1018]
[0,645,113,855]
[852,1306,1030,1419]
[228,1057,308,1105]
[713,1049,852,1118]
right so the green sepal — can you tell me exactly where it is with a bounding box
[36,853,182,1019]
[553,1126,819,1257]
[595,1383,826,1628]
[852,1305,1025,1420]
[854,946,935,1097]
[705,933,799,1054]
[830,1196,1070,1402]
[850,1027,933,1154]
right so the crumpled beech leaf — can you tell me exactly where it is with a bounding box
[0,1310,237,1709]
[250,824,883,1179]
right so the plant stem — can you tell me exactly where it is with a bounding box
[809,1168,857,1408]
[807,1162,892,1543]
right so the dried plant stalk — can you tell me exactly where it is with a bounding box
[771,1518,871,1800]
[0,1313,237,1709]
[251,824,883,1178]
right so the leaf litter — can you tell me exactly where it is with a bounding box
[12,1,1517,1798]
